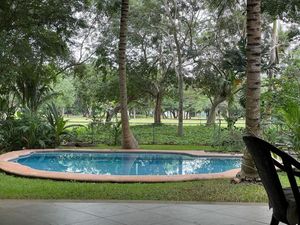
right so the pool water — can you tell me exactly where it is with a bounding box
[11,152,241,176]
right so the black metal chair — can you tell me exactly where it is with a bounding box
[243,136,300,225]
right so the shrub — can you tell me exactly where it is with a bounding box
[46,103,82,147]
[72,122,244,152]
[0,109,55,151]
[210,127,244,152]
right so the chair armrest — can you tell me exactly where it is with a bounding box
[273,159,300,177]
[289,156,300,170]
[294,170,300,177]
[274,149,300,170]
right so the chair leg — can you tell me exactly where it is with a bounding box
[270,216,279,225]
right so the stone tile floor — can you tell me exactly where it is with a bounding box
[0,200,274,225]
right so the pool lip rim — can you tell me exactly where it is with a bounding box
[0,149,242,183]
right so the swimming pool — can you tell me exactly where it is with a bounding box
[11,151,241,176]
[0,150,242,182]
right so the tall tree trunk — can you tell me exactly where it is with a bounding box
[206,105,217,125]
[171,110,177,119]
[163,0,184,136]
[162,112,167,119]
[185,111,188,120]
[118,0,138,149]
[206,97,225,126]
[174,34,184,136]
[154,92,162,124]
[133,108,136,119]
[238,0,261,180]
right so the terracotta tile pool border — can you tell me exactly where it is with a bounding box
[0,149,242,183]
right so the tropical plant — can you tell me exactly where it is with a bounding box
[108,121,122,146]
[46,103,81,147]
[18,109,54,149]
[0,118,24,151]
[280,103,300,156]
[0,108,55,151]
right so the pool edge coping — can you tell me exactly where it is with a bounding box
[0,149,242,183]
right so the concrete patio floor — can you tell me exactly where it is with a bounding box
[0,200,273,225]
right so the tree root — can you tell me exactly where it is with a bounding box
[231,171,261,184]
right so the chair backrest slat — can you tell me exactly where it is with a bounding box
[243,136,288,221]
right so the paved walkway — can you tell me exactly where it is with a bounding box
[0,201,273,225]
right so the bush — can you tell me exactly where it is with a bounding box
[70,122,122,146]
[0,104,82,151]
[72,123,244,152]
[0,109,55,151]
[210,127,244,152]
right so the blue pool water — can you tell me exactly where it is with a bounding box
[11,152,241,176]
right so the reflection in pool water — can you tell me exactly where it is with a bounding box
[11,152,241,176]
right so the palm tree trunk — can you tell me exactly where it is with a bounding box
[118,0,138,149]
[239,0,261,179]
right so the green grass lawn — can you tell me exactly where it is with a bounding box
[0,173,296,202]
[0,172,265,202]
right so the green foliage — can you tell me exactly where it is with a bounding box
[183,90,210,113]
[210,127,244,152]
[73,123,244,152]
[68,126,93,143]
[0,0,87,113]
[280,103,300,155]
[78,121,122,146]
[52,76,76,112]
[108,121,122,146]
[0,95,16,120]
[46,103,81,147]
[14,64,58,111]
[220,101,245,129]
[0,109,55,151]
[0,119,24,151]
[262,123,285,144]
[262,0,300,22]
[264,49,300,154]
[69,122,121,146]
[73,65,119,117]
[0,103,85,151]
